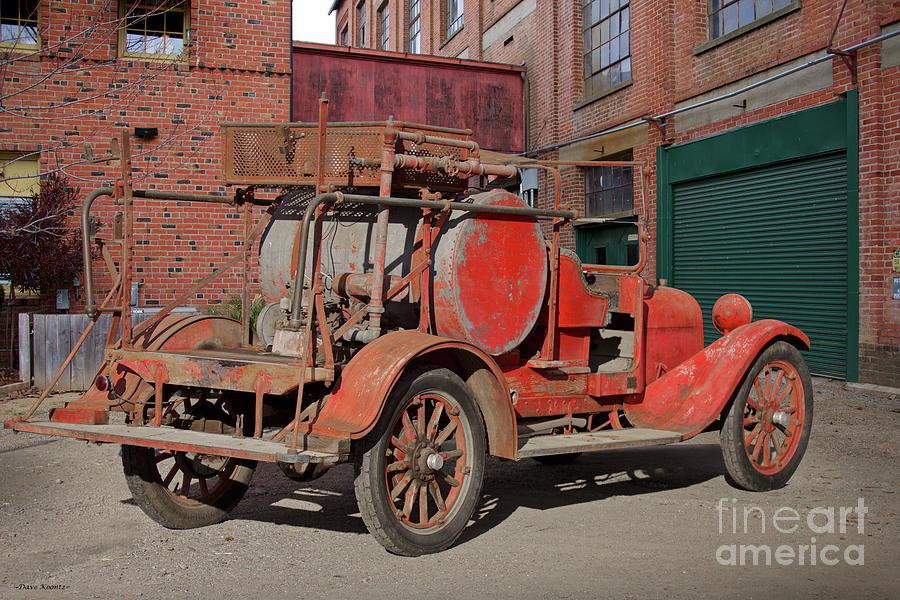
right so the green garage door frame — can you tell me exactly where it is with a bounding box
[656,91,859,380]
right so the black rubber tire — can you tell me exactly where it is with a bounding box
[720,341,813,492]
[353,366,486,556]
[533,452,583,465]
[122,445,256,529]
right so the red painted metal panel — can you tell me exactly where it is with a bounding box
[643,285,704,385]
[292,44,525,152]
[557,254,609,328]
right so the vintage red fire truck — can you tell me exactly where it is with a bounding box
[7,99,813,556]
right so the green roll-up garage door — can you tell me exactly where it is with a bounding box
[671,153,848,377]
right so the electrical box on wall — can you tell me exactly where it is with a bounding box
[55,289,69,310]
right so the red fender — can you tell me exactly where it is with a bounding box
[624,319,810,438]
[307,330,517,459]
[60,315,242,415]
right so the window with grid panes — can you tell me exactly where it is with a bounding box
[378,2,388,50]
[583,0,631,99]
[709,0,794,39]
[341,24,349,46]
[121,0,188,58]
[408,0,420,53]
[446,0,462,38]
[357,1,366,47]
[1,0,38,48]
[585,162,634,217]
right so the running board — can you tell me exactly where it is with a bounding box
[5,421,341,464]
[517,428,684,459]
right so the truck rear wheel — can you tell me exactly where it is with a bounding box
[122,445,256,529]
[720,341,813,491]
[354,367,486,556]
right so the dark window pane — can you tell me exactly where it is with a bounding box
[145,14,166,33]
[626,243,638,266]
[167,11,184,32]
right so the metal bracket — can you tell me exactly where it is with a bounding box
[234,186,255,206]
[827,47,858,85]
[644,116,671,145]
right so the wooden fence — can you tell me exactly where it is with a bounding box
[19,310,195,392]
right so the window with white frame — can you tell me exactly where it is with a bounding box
[582,0,631,99]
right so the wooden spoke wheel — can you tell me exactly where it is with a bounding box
[721,342,813,491]
[354,367,486,556]
[122,390,256,529]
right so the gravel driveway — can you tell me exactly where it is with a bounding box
[1,378,897,599]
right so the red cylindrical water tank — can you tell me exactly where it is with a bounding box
[431,190,548,355]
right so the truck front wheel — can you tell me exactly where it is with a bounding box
[720,341,813,491]
[354,367,486,556]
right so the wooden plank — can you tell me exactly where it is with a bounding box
[88,314,111,383]
[17,313,30,385]
[71,314,90,390]
[47,315,63,392]
[33,315,47,389]
[10,421,339,464]
[517,428,684,459]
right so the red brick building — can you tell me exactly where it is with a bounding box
[332,0,899,385]
[0,0,292,365]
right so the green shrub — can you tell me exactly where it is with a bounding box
[206,294,265,332]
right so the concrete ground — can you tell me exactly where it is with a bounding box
[0,378,897,599]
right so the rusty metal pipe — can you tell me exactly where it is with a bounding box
[81,187,114,316]
[396,131,479,153]
[221,120,472,136]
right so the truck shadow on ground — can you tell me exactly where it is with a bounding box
[227,442,724,542]
[459,442,724,547]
